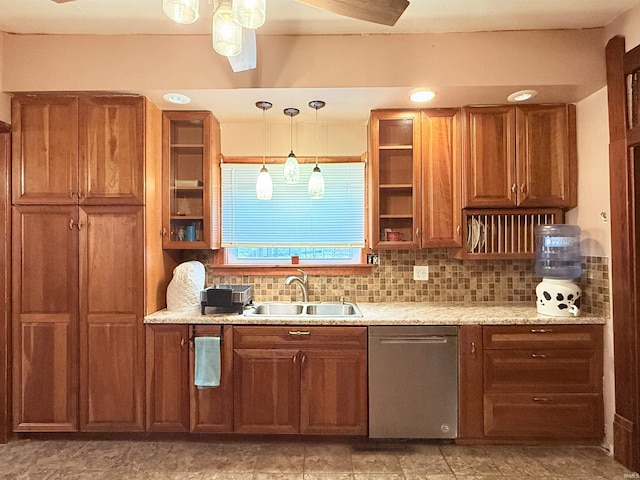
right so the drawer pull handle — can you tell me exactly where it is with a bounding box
[471,342,477,358]
[531,328,553,333]
[531,353,547,359]
[289,331,311,336]
[533,397,549,402]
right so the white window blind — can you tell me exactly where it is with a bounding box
[221,162,365,247]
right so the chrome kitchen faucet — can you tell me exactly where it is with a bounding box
[284,269,309,302]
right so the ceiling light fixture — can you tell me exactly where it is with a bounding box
[255,101,273,200]
[507,89,538,102]
[283,107,300,184]
[163,0,199,24]
[233,0,266,29]
[162,92,192,104]
[409,88,436,103]
[308,100,326,200]
[212,0,242,57]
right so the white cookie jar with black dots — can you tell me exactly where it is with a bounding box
[536,278,581,317]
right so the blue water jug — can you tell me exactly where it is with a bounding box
[535,224,582,279]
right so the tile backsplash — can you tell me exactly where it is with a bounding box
[190,250,609,316]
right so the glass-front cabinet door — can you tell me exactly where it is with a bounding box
[369,110,421,249]
[162,111,220,250]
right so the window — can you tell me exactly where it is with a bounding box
[221,162,365,265]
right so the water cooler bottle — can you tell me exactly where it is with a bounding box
[534,224,582,317]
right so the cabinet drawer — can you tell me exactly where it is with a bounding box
[484,393,603,439]
[483,325,602,350]
[484,349,601,393]
[233,326,367,350]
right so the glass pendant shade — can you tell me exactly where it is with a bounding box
[163,0,199,24]
[283,152,300,184]
[233,0,266,29]
[212,2,242,57]
[256,166,273,200]
[308,166,325,199]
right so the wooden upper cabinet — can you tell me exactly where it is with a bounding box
[516,104,577,208]
[162,110,221,250]
[79,96,145,205]
[369,110,422,249]
[12,94,146,206]
[420,109,462,247]
[12,96,79,205]
[462,104,576,209]
[462,105,516,208]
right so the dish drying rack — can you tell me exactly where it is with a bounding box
[452,208,565,259]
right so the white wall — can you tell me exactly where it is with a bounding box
[568,86,613,450]
[0,33,10,123]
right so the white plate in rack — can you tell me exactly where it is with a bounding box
[467,218,481,251]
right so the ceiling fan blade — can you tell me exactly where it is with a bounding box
[294,0,409,26]
[227,28,257,72]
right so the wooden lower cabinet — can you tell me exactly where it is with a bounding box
[458,324,604,441]
[145,324,233,433]
[233,326,368,435]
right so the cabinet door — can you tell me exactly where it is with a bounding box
[421,109,462,247]
[462,106,516,207]
[162,111,220,250]
[300,349,367,435]
[458,325,484,440]
[12,205,79,431]
[79,96,145,205]
[369,110,421,249]
[79,206,144,431]
[11,96,79,205]
[190,325,233,433]
[233,348,300,434]
[145,324,190,432]
[516,104,577,208]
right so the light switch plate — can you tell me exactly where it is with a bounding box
[413,265,429,281]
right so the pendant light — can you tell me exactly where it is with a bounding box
[308,100,326,199]
[255,101,273,200]
[283,107,300,184]
[233,0,266,29]
[212,0,242,57]
[163,0,199,24]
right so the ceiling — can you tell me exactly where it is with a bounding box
[1,0,639,124]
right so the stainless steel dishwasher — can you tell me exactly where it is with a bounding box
[368,325,458,439]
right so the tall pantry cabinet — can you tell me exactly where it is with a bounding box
[11,94,173,432]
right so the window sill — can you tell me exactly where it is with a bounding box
[209,264,374,276]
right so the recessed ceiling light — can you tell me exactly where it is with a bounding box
[507,89,538,102]
[163,93,191,104]
[409,88,436,103]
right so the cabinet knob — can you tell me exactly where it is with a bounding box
[77,221,83,230]
[180,338,187,349]
[456,225,461,235]
[533,397,549,402]
[530,353,547,359]
[511,183,518,193]
[471,341,477,358]
[301,353,306,365]
[77,188,83,199]
[289,331,311,336]
[161,227,167,237]
[69,219,75,230]
[520,183,527,194]
[69,190,75,199]
[292,353,297,364]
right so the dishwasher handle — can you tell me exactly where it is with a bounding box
[377,336,450,344]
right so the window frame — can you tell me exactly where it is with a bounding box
[211,155,373,276]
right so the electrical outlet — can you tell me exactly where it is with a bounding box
[413,265,429,281]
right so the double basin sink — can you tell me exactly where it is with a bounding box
[243,301,363,318]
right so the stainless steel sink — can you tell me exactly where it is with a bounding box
[243,301,362,318]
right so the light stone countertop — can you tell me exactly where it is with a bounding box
[144,302,606,326]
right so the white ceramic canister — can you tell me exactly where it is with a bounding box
[535,278,581,317]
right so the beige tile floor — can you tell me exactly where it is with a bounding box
[0,438,636,480]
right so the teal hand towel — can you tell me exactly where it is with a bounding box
[194,336,221,389]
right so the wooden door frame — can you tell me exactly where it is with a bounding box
[605,35,640,472]
[0,120,11,443]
